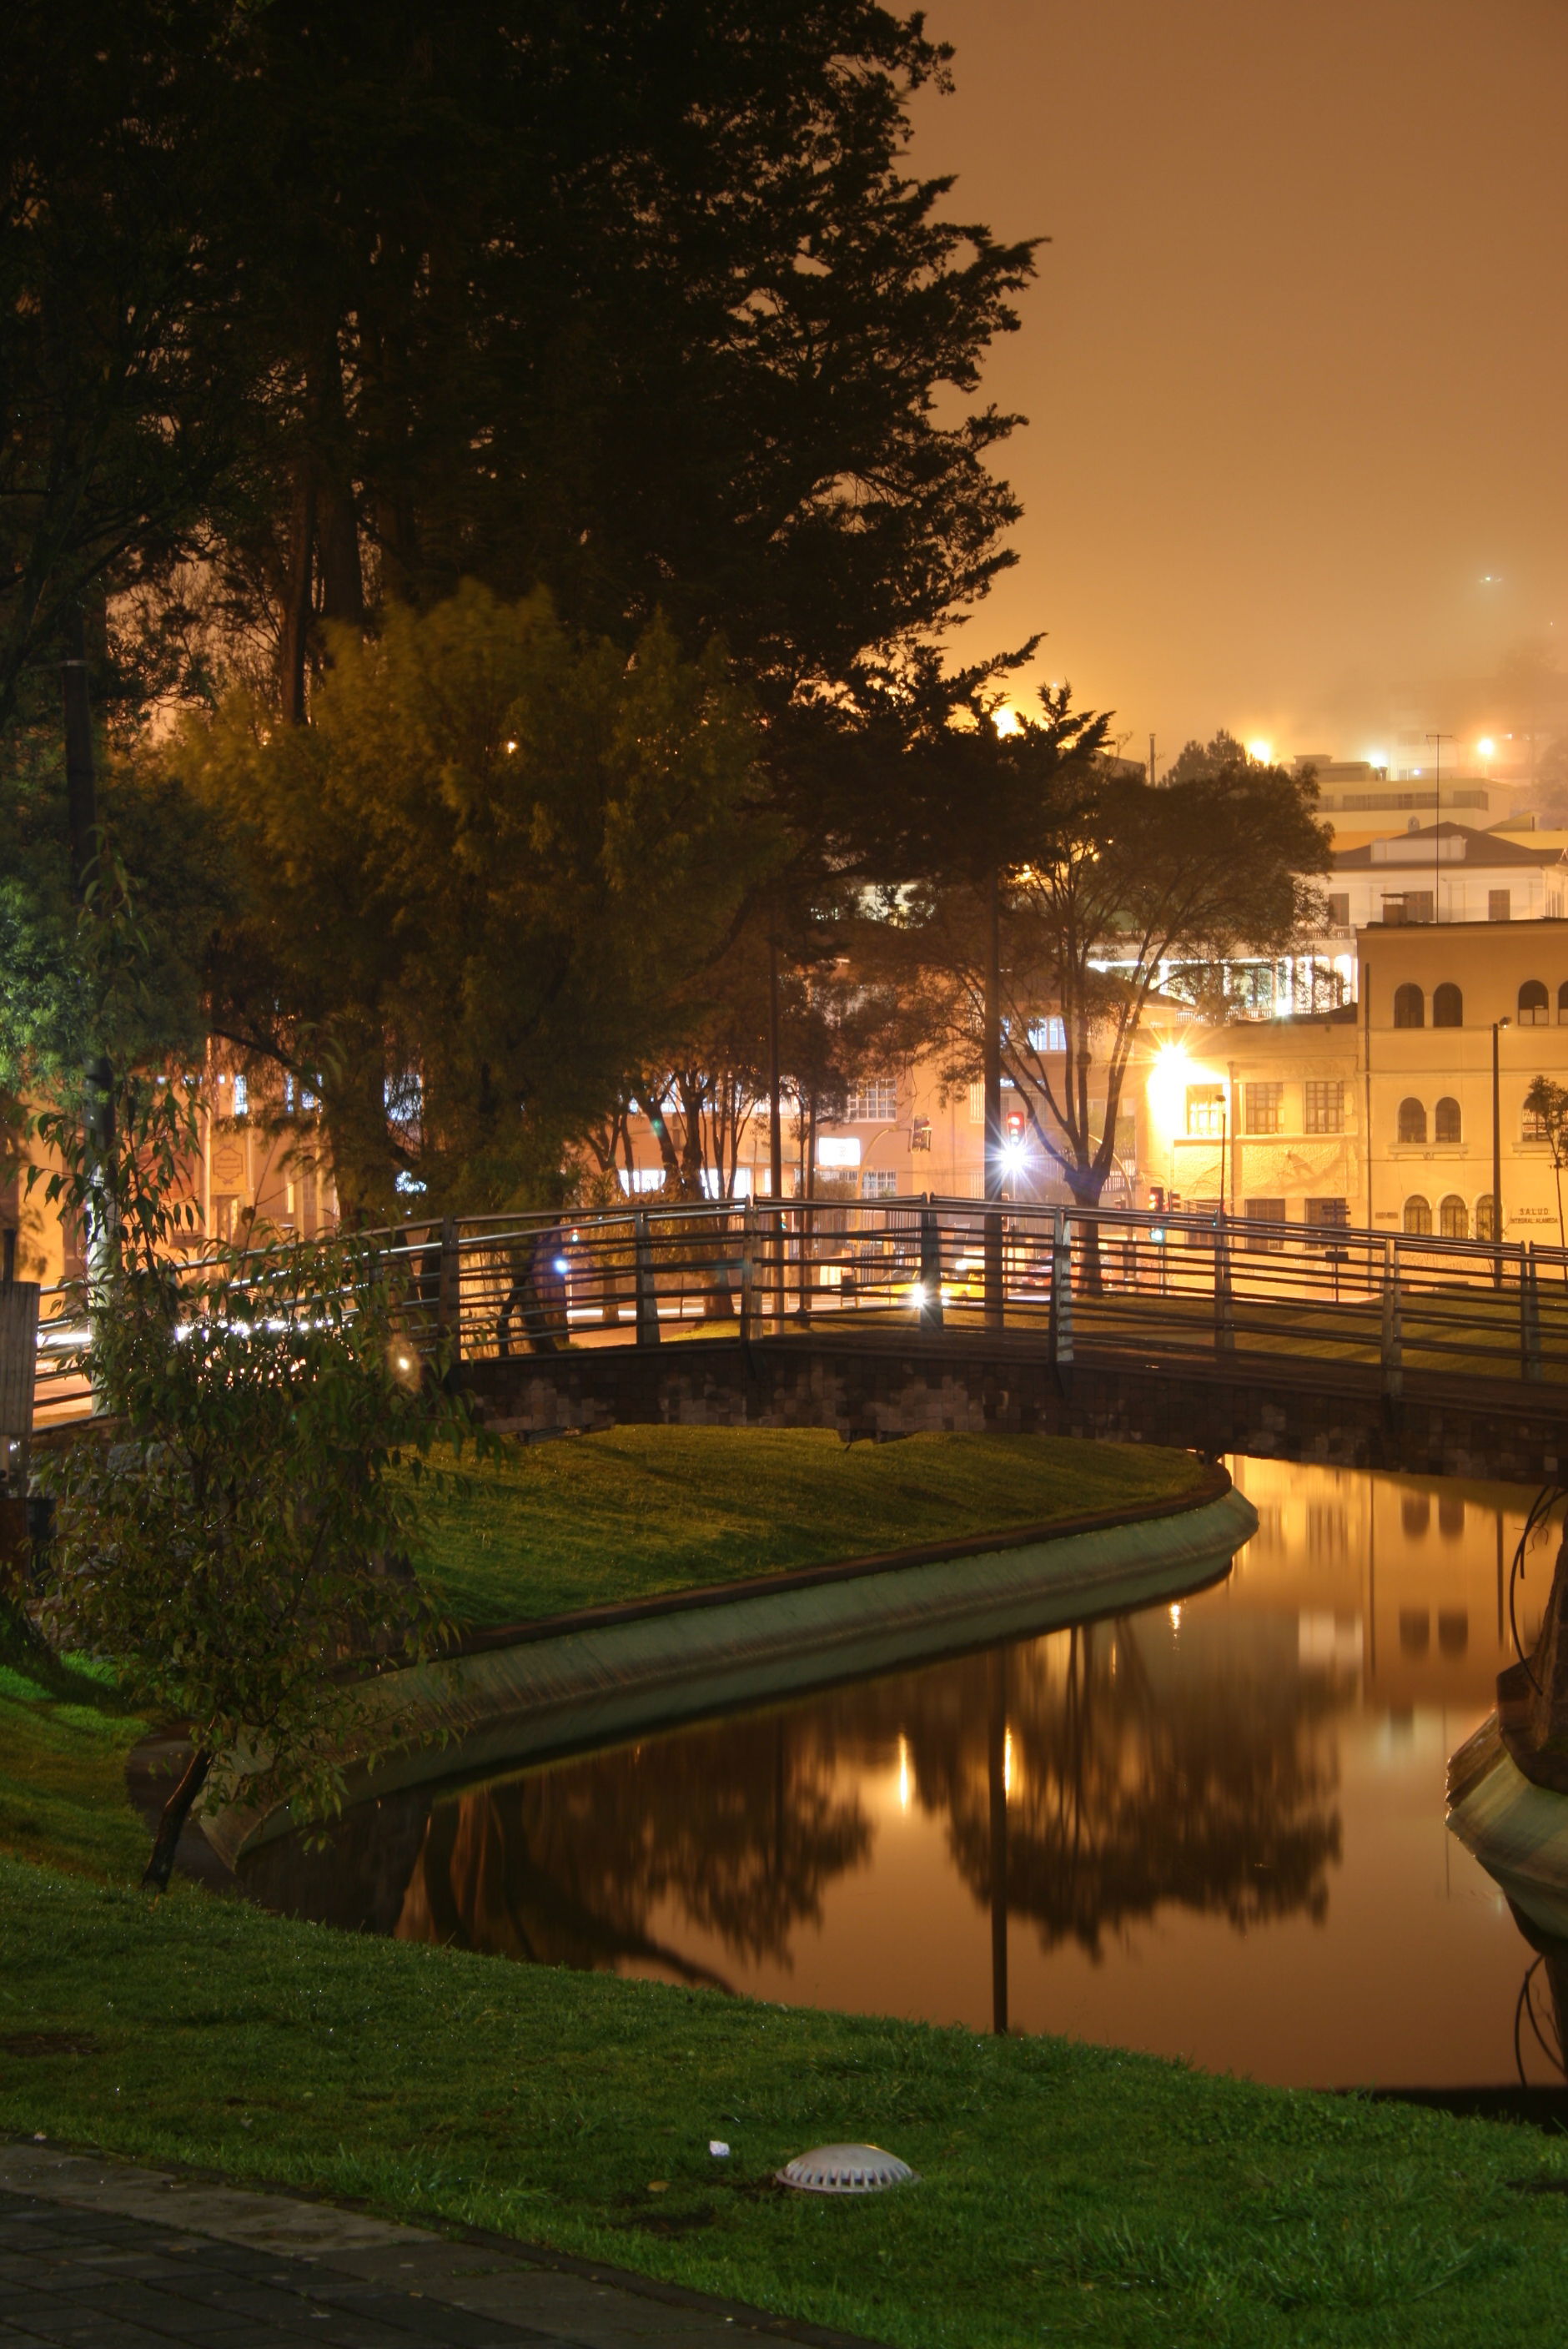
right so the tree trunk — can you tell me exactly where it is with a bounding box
[143,1747,211,1892]
[279,462,316,725]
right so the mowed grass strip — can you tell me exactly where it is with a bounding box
[410,1427,1209,1628]
[3,1859,1568,2349]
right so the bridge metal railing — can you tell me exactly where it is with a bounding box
[29,1194,1568,1425]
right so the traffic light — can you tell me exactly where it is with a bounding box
[1004,1107,1026,1144]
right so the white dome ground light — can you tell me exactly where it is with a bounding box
[776,2144,919,2195]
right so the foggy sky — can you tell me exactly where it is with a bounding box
[911,0,1568,765]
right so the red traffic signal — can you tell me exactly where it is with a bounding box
[1004,1107,1027,1143]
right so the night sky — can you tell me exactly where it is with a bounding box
[911,0,1568,763]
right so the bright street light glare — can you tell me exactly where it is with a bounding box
[993,707,1020,737]
[1246,738,1272,763]
[1477,737,1495,759]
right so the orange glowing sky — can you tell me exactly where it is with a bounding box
[909,0,1568,765]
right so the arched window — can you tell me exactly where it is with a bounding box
[1435,1096,1461,1143]
[1558,980,1568,1023]
[1397,1097,1427,1144]
[1433,983,1463,1027]
[1403,1193,1432,1235]
[1518,978,1549,1024]
[1440,1194,1468,1238]
[1476,1193,1497,1242]
[1393,983,1425,1029]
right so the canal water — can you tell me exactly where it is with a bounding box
[243,1456,1565,2090]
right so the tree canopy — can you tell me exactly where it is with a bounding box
[176,584,770,1215]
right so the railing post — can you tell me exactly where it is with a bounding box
[437,1215,462,1361]
[918,1205,943,1330]
[741,1201,756,1344]
[1521,1243,1543,1382]
[1214,1211,1234,1354]
[634,1211,661,1347]
[1049,1209,1073,1368]
[1380,1238,1402,1402]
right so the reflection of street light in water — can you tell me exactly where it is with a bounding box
[897,1734,911,1813]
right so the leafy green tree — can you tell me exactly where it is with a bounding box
[177,584,772,1216]
[29,1047,474,1891]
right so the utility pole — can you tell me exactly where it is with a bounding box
[61,609,115,1275]
[1148,732,1157,788]
[1492,1015,1510,1289]
[766,922,782,1205]
[1425,733,1453,920]
[983,863,1004,1329]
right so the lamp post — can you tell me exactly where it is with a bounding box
[1492,1015,1510,1288]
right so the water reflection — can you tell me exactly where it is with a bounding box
[244,1457,1555,2086]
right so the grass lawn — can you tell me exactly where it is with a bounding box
[410,1426,1209,1628]
[5,1429,1563,2346]
[4,1853,1568,2349]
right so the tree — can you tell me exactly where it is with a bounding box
[175,584,772,1217]
[28,1047,474,1890]
[899,726,1329,1221]
[1525,1076,1568,1261]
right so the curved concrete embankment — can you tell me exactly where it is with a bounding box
[201,1471,1257,1869]
[1448,1712,1568,1940]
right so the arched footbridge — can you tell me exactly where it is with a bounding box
[25,1196,1568,1482]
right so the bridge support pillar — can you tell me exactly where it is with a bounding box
[634,1213,661,1348]
[1049,1210,1073,1372]
[1522,1245,1544,1382]
[1380,1240,1403,1403]
[918,1207,944,1330]
[1214,1216,1235,1354]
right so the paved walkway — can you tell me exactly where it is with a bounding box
[0,2145,879,2349]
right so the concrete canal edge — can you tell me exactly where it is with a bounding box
[199,1467,1258,1871]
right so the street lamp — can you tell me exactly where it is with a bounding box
[1492,1015,1510,1287]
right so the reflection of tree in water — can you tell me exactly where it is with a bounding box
[931,1622,1343,1959]
[395,1714,870,1981]
[785,1613,1344,1966]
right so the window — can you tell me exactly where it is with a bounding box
[1523,1099,1551,1143]
[1432,983,1463,1028]
[1440,1195,1468,1238]
[1488,889,1511,922]
[1243,1081,1283,1134]
[845,1078,898,1121]
[968,1079,1015,1123]
[1244,1197,1286,1248]
[1434,1096,1461,1144]
[1304,1080,1344,1134]
[1393,983,1425,1029]
[861,1169,898,1198]
[616,1165,664,1196]
[1518,978,1549,1024]
[817,1136,862,1168]
[1386,889,1433,924]
[1185,1084,1225,1137]
[1327,892,1349,928]
[1403,1194,1433,1235]
[1305,1197,1349,1229]
[1028,1016,1067,1052]
[1397,1097,1427,1144]
[1476,1193,1498,1242]
[909,1116,932,1151]
[1559,981,1568,1024]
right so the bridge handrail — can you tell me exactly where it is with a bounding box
[29,1191,1568,1424]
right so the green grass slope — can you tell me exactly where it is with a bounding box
[411,1427,1207,1628]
